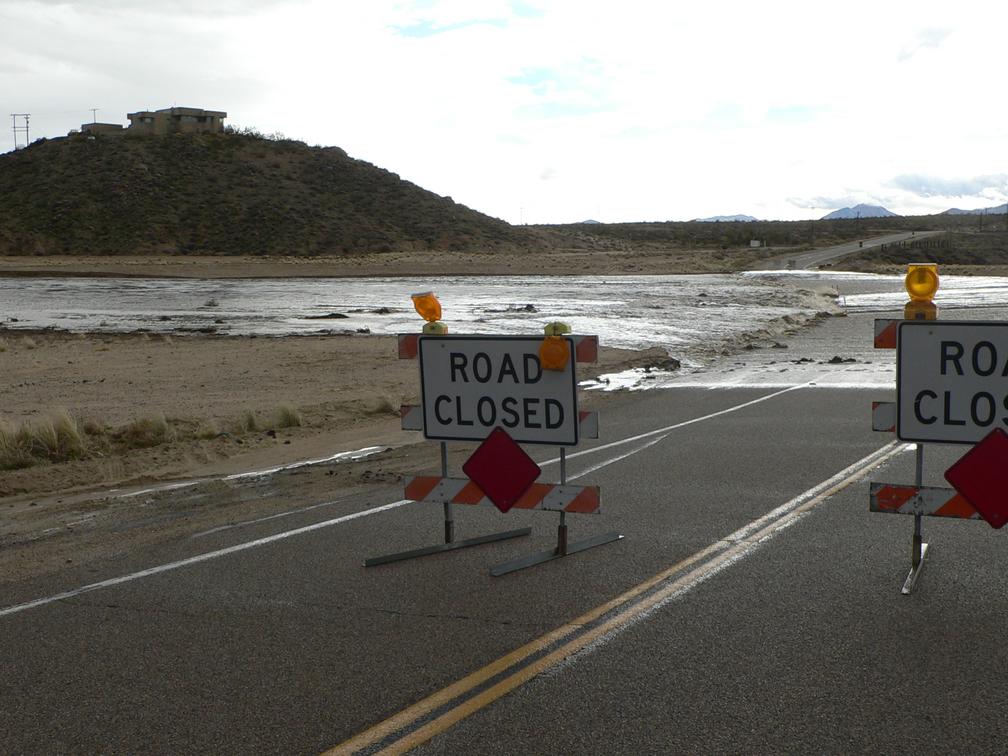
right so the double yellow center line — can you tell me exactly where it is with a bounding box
[329,440,906,755]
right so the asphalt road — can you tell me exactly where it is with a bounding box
[3,324,1007,753]
[751,230,940,270]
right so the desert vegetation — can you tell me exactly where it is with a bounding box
[0,404,305,470]
[831,230,1008,272]
[0,132,532,257]
[4,130,1005,269]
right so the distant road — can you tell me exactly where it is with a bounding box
[750,230,940,271]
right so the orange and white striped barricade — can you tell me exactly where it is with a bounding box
[366,333,622,574]
[870,314,1008,593]
[871,316,932,594]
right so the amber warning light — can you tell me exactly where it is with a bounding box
[903,263,939,320]
[411,291,448,334]
[540,321,572,371]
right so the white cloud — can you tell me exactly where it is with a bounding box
[891,174,1008,199]
[2,0,1007,221]
[898,27,953,61]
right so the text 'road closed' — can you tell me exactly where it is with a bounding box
[898,321,1008,444]
[418,335,579,445]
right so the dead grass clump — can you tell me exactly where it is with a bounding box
[272,404,302,429]
[0,420,35,469]
[0,410,88,469]
[81,418,105,436]
[238,410,259,433]
[42,410,88,460]
[195,420,220,440]
[115,413,173,449]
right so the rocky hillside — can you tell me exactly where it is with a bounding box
[0,132,536,256]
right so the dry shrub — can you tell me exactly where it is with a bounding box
[0,420,35,469]
[116,413,173,448]
[82,419,105,436]
[195,420,220,440]
[238,410,258,432]
[0,410,87,469]
[272,404,302,429]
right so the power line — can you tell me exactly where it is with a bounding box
[10,113,30,149]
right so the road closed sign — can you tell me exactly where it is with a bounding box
[418,335,579,445]
[898,321,1008,444]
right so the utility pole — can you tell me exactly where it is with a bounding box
[90,108,98,124]
[10,113,30,149]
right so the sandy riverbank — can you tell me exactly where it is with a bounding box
[0,328,667,501]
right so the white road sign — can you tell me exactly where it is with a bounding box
[898,321,1008,444]
[418,335,579,445]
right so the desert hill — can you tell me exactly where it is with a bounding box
[820,204,897,220]
[0,131,538,256]
[2,132,1004,268]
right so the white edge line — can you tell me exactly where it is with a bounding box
[543,380,809,468]
[722,440,910,544]
[190,496,351,539]
[0,500,411,619]
[0,372,879,621]
[548,439,910,671]
[568,434,671,481]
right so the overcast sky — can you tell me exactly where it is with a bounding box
[2,0,1006,223]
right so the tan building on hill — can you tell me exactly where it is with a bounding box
[80,122,125,136]
[126,107,227,135]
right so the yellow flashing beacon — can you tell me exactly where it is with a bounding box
[411,291,442,322]
[411,291,447,333]
[903,263,938,320]
[539,335,570,371]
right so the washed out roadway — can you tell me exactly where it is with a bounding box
[3,319,1007,753]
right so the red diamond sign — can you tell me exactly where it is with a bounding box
[462,427,541,513]
[944,428,1008,529]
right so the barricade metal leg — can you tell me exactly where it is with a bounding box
[490,448,622,577]
[365,441,531,568]
[365,527,533,567]
[441,443,455,544]
[902,445,929,595]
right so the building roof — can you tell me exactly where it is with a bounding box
[127,107,227,118]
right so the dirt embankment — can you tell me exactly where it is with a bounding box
[0,328,664,501]
[0,327,669,583]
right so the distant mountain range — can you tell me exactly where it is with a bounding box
[694,214,759,222]
[943,203,1008,215]
[820,204,898,220]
